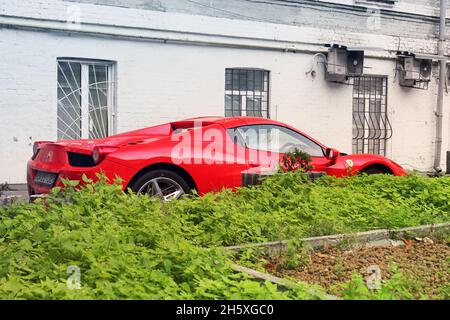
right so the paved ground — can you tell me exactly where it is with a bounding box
[0,183,28,206]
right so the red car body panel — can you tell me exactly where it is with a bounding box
[27,116,408,197]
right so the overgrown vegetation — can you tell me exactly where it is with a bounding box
[280,149,312,172]
[171,173,450,246]
[339,270,449,300]
[238,237,449,300]
[0,173,449,299]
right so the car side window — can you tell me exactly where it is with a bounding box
[227,125,324,157]
[226,128,246,147]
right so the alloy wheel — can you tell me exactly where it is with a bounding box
[136,177,185,201]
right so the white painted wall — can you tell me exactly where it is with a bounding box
[0,0,449,182]
[367,59,446,170]
[0,28,352,182]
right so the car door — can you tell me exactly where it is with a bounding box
[185,122,249,192]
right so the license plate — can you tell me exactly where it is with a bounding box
[34,171,57,187]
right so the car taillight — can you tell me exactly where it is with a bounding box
[33,142,39,156]
[92,148,100,164]
[92,146,118,164]
[32,141,52,157]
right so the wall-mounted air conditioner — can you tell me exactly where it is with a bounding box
[398,55,432,87]
[325,45,364,83]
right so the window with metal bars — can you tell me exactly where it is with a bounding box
[225,68,270,118]
[352,76,392,155]
[57,59,116,140]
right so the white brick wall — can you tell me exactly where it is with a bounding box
[0,0,448,182]
[0,0,441,56]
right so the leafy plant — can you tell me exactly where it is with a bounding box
[339,270,440,300]
[0,175,325,300]
[278,239,311,270]
[280,149,312,172]
[169,173,450,247]
[0,173,449,299]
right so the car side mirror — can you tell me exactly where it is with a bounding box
[326,148,339,160]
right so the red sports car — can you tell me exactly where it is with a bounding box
[27,116,407,201]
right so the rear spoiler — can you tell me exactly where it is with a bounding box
[32,141,53,157]
[33,141,94,156]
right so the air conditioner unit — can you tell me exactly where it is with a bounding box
[326,47,364,82]
[400,57,432,85]
[347,50,364,75]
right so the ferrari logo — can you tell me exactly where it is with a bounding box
[44,151,53,162]
[345,159,354,167]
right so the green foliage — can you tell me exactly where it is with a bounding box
[0,173,448,299]
[277,239,312,270]
[339,270,444,300]
[169,172,450,246]
[0,176,324,300]
[280,149,312,172]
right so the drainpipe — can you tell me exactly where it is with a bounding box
[434,0,447,173]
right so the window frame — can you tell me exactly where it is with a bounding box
[354,0,397,7]
[224,68,270,118]
[352,75,391,155]
[57,58,117,140]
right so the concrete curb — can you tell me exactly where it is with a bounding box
[226,222,450,299]
[230,263,342,300]
[389,222,450,239]
[225,222,450,253]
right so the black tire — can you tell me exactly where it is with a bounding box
[361,167,390,175]
[129,169,191,199]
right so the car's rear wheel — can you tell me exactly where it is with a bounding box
[130,169,191,201]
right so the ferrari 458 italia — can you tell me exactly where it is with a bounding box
[28,116,407,201]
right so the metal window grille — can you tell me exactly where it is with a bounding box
[57,59,116,140]
[225,68,270,118]
[352,76,392,155]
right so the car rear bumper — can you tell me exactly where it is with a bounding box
[27,158,136,197]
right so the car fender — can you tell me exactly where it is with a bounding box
[326,154,408,176]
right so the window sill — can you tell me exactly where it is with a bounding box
[354,0,397,9]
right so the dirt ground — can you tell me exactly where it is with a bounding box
[263,238,449,297]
